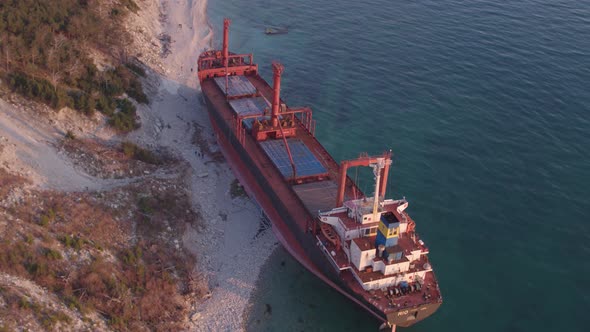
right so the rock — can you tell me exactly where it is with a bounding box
[198,172,208,178]
[190,312,201,322]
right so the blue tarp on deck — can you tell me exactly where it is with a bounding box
[259,139,327,178]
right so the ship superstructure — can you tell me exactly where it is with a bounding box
[197,18,442,330]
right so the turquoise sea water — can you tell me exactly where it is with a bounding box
[206,1,590,331]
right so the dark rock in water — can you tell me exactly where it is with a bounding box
[265,27,288,35]
[280,260,285,266]
[265,303,272,315]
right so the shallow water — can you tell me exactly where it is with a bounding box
[206,1,590,331]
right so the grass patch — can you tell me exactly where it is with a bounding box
[60,234,85,250]
[44,248,62,260]
[122,245,142,266]
[121,141,160,164]
[65,130,76,140]
[38,208,56,227]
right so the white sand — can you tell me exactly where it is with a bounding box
[128,1,278,331]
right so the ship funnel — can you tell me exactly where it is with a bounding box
[271,62,284,128]
[223,18,231,67]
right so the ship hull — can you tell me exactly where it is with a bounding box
[201,91,439,327]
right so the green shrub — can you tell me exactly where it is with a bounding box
[122,245,142,266]
[121,141,159,164]
[63,294,83,312]
[230,179,247,198]
[6,72,73,110]
[60,234,84,250]
[95,95,116,116]
[26,261,49,278]
[137,197,154,215]
[40,311,71,330]
[44,248,62,260]
[24,234,34,244]
[39,215,51,227]
[69,91,95,115]
[108,99,138,132]
[38,208,56,226]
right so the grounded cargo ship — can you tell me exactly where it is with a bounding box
[197,19,442,330]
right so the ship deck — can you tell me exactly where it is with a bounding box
[317,231,442,316]
[202,73,361,215]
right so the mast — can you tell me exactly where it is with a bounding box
[371,158,384,221]
[271,62,284,128]
[223,18,231,95]
[222,18,230,68]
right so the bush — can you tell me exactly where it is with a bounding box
[39,215,50,226]
[122,245,142,266]
[109,99,138,132]
[44,248,62,260]
[121,141,159,164]
[95,95,116,116]
[69,91,95,115]
[230,179,247,198]
[137,197,154,215]
[6,72,73,110]
[24,234,34,244]
[65,130,76,140]
[63,294,83,312]
[38,208,56,226]
[40,310,71,330]
[60,234,84,250]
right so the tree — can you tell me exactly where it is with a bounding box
[47,34,67,89]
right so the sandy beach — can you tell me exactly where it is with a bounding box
[125,0,279,330]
